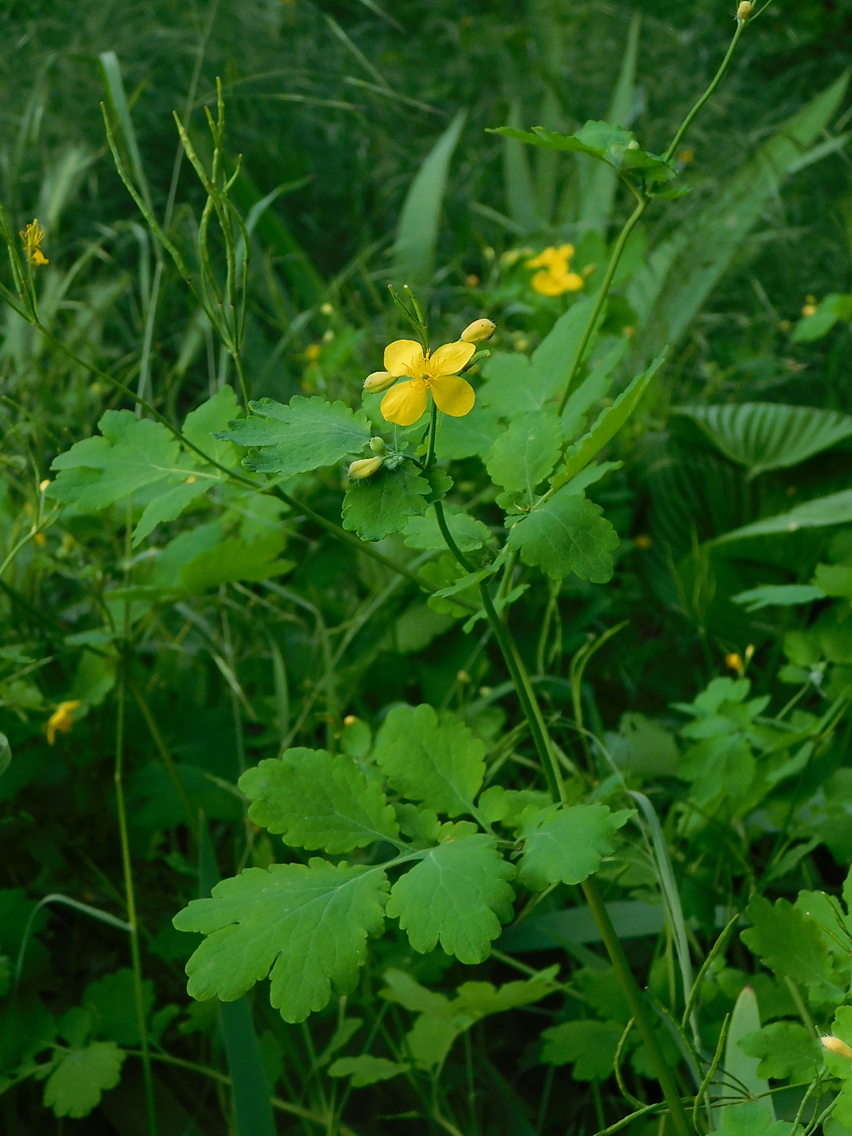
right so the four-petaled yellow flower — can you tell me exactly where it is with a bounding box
[526,244,583,297]
[19,219,49,266]
[47,700,81,745]
[374,339,476,426]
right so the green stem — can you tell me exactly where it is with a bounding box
[556,196,648,416]
[664,20,746,163]
[432,496,692,1136]
[424,401,438,471]
[114,653,158,1136]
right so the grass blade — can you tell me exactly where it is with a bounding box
[392,109,466,290]
[99,51,152,210]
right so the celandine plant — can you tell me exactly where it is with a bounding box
[11,4,852,1135]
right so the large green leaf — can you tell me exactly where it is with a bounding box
[674,402,852,477]
[507,489,619,582]
[387,830,515,963]
[628,71,850,367]
[540,1020,623,1080]
[392,110,466,288]
[239,748,400,853]
[174,861,389,1022]
[221,396,370,476]
[372,704,485,818]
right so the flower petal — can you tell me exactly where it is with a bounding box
[430,375,475,418]
[380,379,429,426]
[531,270,566,296]
[384,339,424,377]
[429,340,476,377]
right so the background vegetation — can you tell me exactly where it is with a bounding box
[3,1,852,1134]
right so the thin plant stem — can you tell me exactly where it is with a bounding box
[664,21,746,163]
[556,196,648,415]
[115,651,158,1134]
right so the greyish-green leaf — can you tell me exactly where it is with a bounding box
[221,396,371,476]
[507,489,619,582]
[342,463,431,541]
[174,860,389,1023]
[373,704,485,817]
[239,748,400,853]
[387,830,515,963]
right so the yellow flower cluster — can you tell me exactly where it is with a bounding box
[526,244,583,297]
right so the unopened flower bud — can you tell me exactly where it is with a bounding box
[737,1,752,20]
[460,318,496,344]
[363,370,397,393]
[348,457,383,480]
[822,1035,852,1060]
[369,436,388,456]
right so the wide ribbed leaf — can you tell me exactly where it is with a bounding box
[674,402,852,477]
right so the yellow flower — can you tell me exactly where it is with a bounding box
[526,244,584,296]
[378,339,476,427]
[19,219,49,266]
[47,700,81,745]
[725,653,744,676]
[305,343,321,361]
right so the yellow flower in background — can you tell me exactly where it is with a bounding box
[47,700,81,745]
[19,219,49,266]
[376,339,476,426]
[527,244,584,296]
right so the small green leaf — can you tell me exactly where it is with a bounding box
[435,406,503,461]
[387,831,515,963]
[43,1041,125,1118]
[221,396,371,476]
[182,385,243,465]
[174,861,389,1023]
[403,507,491,552]
[328,1055,408,1087]
[342,463,431,542]
[741,896,845,1004]
[83,968,153,1046]
[486,411,562,496]
[178,532,291,591]
[132,478,213,547]
[540,1019,623,1079]
[518,804,632,890]
[239,749,400,853]
[738,1021,820,1082]
[717,1102,790,1136]
[733,584,825,611]
[507,489,619,582]
[373,704,485,818]
[562,353,664,482]
[792,293,852,343]
[494,120,675,182]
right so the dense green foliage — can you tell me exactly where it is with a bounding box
[3,2,852,1135]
